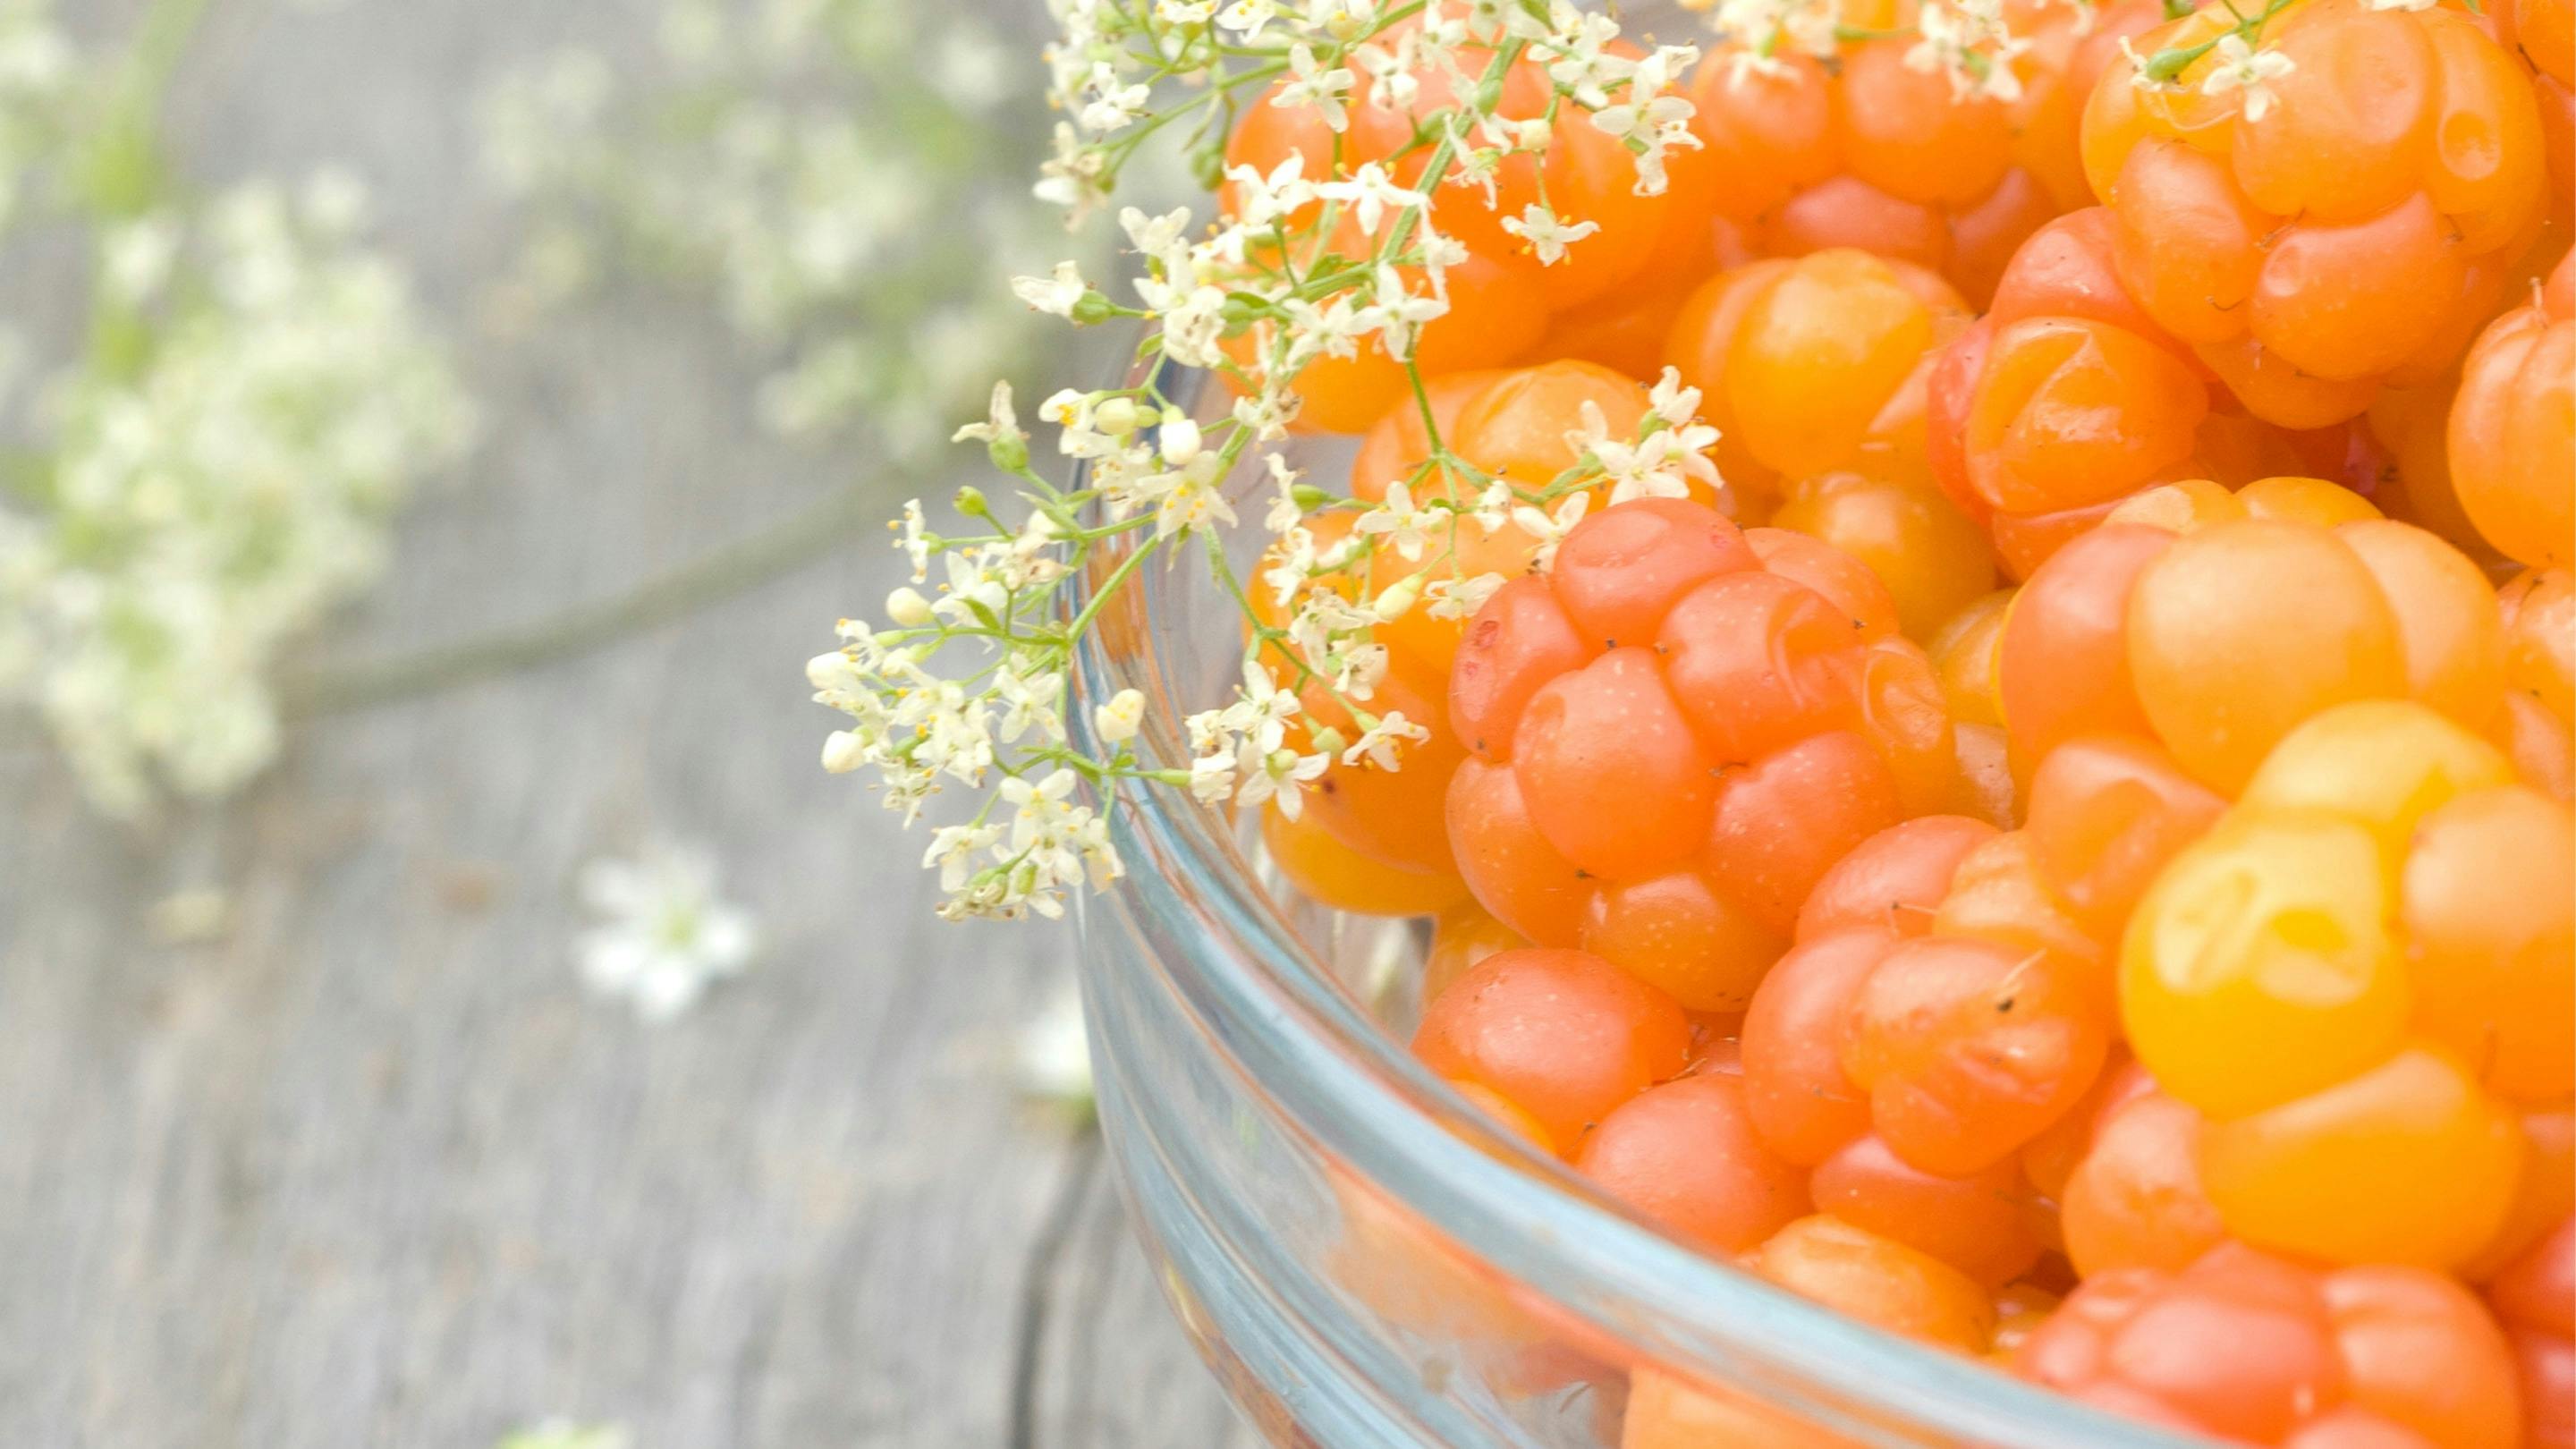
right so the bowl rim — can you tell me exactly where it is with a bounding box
[1063,360,2214,1449]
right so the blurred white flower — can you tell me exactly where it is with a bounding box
[1018,984,1094,1121]
[497,1423,631,1449]
[480,0,1061,457]
[574,844,759,1021]
[0,176,476,814]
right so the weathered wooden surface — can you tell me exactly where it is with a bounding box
[0,1,1239,1444]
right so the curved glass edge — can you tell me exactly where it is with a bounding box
[1062,352,2216,1449]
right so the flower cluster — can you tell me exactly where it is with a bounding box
[481,0,1061,457]
[1699,0,2063,99]
[811,0,1731,921]
[574,842,760,1021]
[2123,0,2299,119]
[0,172,476,814]
[0,0,68,231]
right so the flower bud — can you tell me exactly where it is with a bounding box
[1095,688,1145,745]
[1158,414,1203,467]
[954,485,991,518]
[821,730,868,774]
[886,586,936,626]
[1307,725,1348,757]
[1094,396,1144,435]
[1370,572,1423,623]
[986,431,1030,474]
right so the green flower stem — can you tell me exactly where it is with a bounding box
[276,478,896,718]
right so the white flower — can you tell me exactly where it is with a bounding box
[1094,687,1145,744]
[1139,452,1238,540]
[1226,656,1302,755]
[1011,260,1089,317]
[574,844,759,1022]
[931,549,1010,628]
[1233,742,1329,817]
[1352,479,1443,562]
[1017,984,1095,1119]
[498,1420,631,1449]
[1077,62,1151,132]
[1647,367,1701,430]
[1187,750,1239,801]
[1221,152,1314,231]
[1315,161,1427,237]
[953,380,1025,448]
[1356,263,1446,360]
[1275,44,1355,131]
[1263,453,1305,534]
[1903,0,2030,102]
[1498,204,1600,266]
[993,663,1066,743]
[1263,528,1319,606]
[923,822,1004,890]
[997,768,1121,914]
[1,174,476,813]
[1426,571,1507,620]
[1511,492,1592,572]
[2200,34,2295,123]
[1216,0,1281,40]
[1119,204,1191,260]
[1341,710,1429,770]
[895,498,931,580]
[1353,36,1422,111]
[1155,284,1231,369]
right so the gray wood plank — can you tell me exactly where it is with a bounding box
[1019,1143,1267,1449]
[0,0,1249,1445]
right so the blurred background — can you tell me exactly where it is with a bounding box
[0,1,1246,1444]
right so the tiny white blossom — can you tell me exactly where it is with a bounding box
[1356,263,1446,360]
[1498,204,1600,266]
[1263,453,1305,534]
[1315,161,1427,237]
[1426,571,1507,621]
[1275,45,1356,131]
[993,663,1067,744]
[1215,0,1281,40]
[2199,35,2295,123]
[1353,479,1445,562]
[574,844,759,1022]
[953,381,1025,449]
[1647,367,1700,430]
[1342,710,1429,770]
[1188,750,1239,801]
[1233,742,1329,817]
[1077,62,1151,132]
[1011,260,1089,318]
[1511,492,1592,572]
[924,822,1004,890]
[896,498,931,580]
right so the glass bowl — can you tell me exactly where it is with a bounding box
[1063,365,2210,1445]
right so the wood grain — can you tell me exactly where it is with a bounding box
[0,1,1235,1444]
